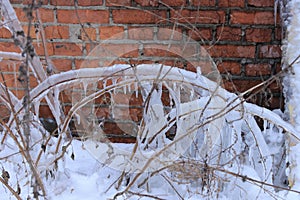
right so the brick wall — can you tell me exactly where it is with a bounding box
[0,0,282,140]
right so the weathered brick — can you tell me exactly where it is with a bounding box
[44,26,69,39]
[80,27,97,41]
[106,0,131,6]
[0,28,12,38]
[10,0,48,5]
[99,26,124,40]
[23,25,38,39]
[231,11,274,25]
[219,0,244,7]
[50,0,103,6]
[86,43,139,58]
[2,73,38,88]
[217,61,241,75]
[275,27,282,41]
[248,0,274,7]
[75,59,101,69]
[143,44,197,57]
[0,42,21,53]
[245,63,271,76]
[135,0,185,6]
[259,45,281,58]
[188,28,212,41]
[206,45,255,58]
[33,42,54,56]
[51,59,73,71]
[112,93,143,106]
[159,0,186,6]
[246,28,272,42]
[157,27,183,40]
[171,10,225,24]
[223,79,261,92]
[52,43,83,56]
[216,26,242,41]
[135,0,157,6]
[14,8,54,23]
[112,10,166,24]
[57,10,109,24]
[0,60,22,72]
[191,0,216,6]
[128,27,154,40]
[78,0,103,6]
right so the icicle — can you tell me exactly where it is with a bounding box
[112,78,117,94]
[128,83,131,93]
[169,91,173,106]
[34,100,40,119]
[263,119,267,134]
[82,81,88,96]
[190,88,194,101]
[74,112,81,125]
[134,82,138,98]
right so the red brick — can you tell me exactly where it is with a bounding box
[206,45,255,58]
[216,26,242,41]
[57,10,109,24]
[128,27,154,40]
[259,45,281,58]
[52,43,83,56]
[248,0,274,7]
[14,8,54,23]
[106,0,131,6]
[217,61,241,75]
[143,44,197,57]
[157,27,183,40]
[2,73,38,89]
[44,26,69,39]
[219,0,244,7]
[171,10,226,24]
[0,60,22,72]
[135,0,185,6]
[51,59,73,71]
[80,27,97,41]
[0,28,12,38]
[191,0,216,6]
[33,42,54,56]
[275,27,282,41]
[159,0,186,6]
[112,10,167,24]
[245,28,272,42]
[135,0,157,6]
[112,93,143,106]
[245,63,271,76]
[75,59,97,69]
[78,0,103,6]
[223,79,261,92]
[86,43,139,58]
[231,11,274,25]
[99,26,124,40]
[22,25,38,39]
[10,0,48,5]
[186,60,217,74]
[188,28,212,41]
[50,0,103,6]
[0,42,21,53]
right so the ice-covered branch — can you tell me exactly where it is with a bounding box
[0,51,24,61]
